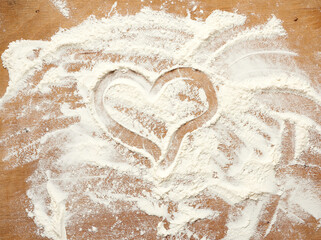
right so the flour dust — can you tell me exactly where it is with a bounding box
[1,8,320,240]
[49,0,70,18]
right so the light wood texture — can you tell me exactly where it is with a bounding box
[0,0,320,239]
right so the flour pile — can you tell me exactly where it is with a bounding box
[1,8,320,240]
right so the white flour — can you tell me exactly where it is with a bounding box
[1,8,320,240]
[49,0,70,18]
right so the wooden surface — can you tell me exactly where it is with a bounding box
[0,0,320,239]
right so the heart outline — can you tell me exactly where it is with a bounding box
[93,67,217,167]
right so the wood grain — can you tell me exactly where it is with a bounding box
[0,0,320,239]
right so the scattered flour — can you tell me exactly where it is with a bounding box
[49,0,70,18]
[1,7,320,240]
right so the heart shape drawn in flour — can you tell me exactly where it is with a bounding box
[93,67,217,167]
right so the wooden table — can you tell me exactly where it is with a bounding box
[0,0,320,239]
